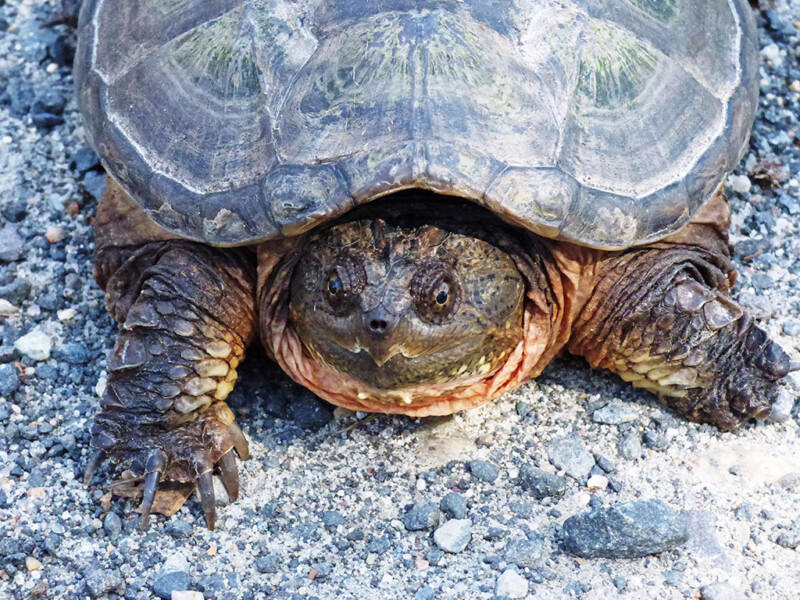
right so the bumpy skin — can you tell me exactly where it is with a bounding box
[289,211,525,391]
[88,183,257,528]
[568,198,792,430]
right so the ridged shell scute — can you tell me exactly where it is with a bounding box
[75,0,758,249]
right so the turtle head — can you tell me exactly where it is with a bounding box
[288,216,525,394]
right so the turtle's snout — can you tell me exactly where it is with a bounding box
[362,308,402,366]
[364,308,398,337]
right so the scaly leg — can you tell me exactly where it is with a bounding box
[569,244,792,430]
[86,240,256,528]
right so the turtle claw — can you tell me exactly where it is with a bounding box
[83,449,105,485]
[197,471,216,530]
[229,422,250,460]
[139,450,167,529]
[217,449,240,502]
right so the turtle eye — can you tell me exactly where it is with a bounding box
[323,253,366,314]
[327,271,344,296]
[411,264,459,324]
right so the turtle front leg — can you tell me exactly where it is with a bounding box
[87,240,256,529]
[568,244,792,430]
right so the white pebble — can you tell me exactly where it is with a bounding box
[15,328,52,361]
[95,376,107,397]
[761,43,783,67]
[0,299,20,317]
[172,592,204,600]
[57,308,76,321]
[433,519,472,553]
[496,569,529,598]
[728,174,752,194]
[162,553,189,575]
[587,475,609,491]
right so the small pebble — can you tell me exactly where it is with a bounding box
[496,569,528,599]
[518,465,567,499]
[592,401,639,425]
[546,434,595,480]
[440,492,467,519]
[172,592,204,600]
[504,537,547,568]
[586,475,609,491]
[402,501,440,531]
[45,226,65,243]
[0,363,21,396]
[433,519,472,553]
[469,459,499,483]
[728,174,752,194]
[26,556,42,571]
[14,328,52,361]
[700,581,745,600]
[153,571,191,600]
[0,299,20,317]
[0,225,24,262]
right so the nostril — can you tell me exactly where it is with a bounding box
[369,319,388,332]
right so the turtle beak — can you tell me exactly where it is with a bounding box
[361,309,402,367]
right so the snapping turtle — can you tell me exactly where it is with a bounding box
[75,0,794,528]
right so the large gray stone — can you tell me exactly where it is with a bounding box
[561,499,688,558]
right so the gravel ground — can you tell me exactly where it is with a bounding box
[2,1,800,599]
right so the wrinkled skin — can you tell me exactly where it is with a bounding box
[86,182,793,529]
[289,217,525,391]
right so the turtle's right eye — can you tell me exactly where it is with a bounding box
[323,253,366,314]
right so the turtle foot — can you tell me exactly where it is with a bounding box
[86,400,250,530]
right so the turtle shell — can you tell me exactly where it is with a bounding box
[75,0,758,249]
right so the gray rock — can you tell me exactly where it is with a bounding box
[165,520,194,539]
[592,401,639,425]
[700,582,745,600]
[83,567,123,599]
[561,499,688,558]
[546,434,595,479]
[775,519,800,549]
[82,170,107,200]
[0,364,20,397]
[321,510,346,528]
[0,226,24,262]
[103,512,122,540]
[518,465,567,499]
[402,501,440,531]
[503,537,547,568]
[433,519,472,553]
[255,555,280,574]
[469,460,499,483]
[153,571,190,600]
[439,492,467,519]
[618,430,644,460]
[496,569,528,599]
[0,278,31,305]
[766,389,795,424]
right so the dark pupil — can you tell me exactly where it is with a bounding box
[435,288,449,305]
[328,273,343,295]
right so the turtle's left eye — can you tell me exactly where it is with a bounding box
[327,271,344,295]
[323,253,366,315]
[411,264,459,324]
